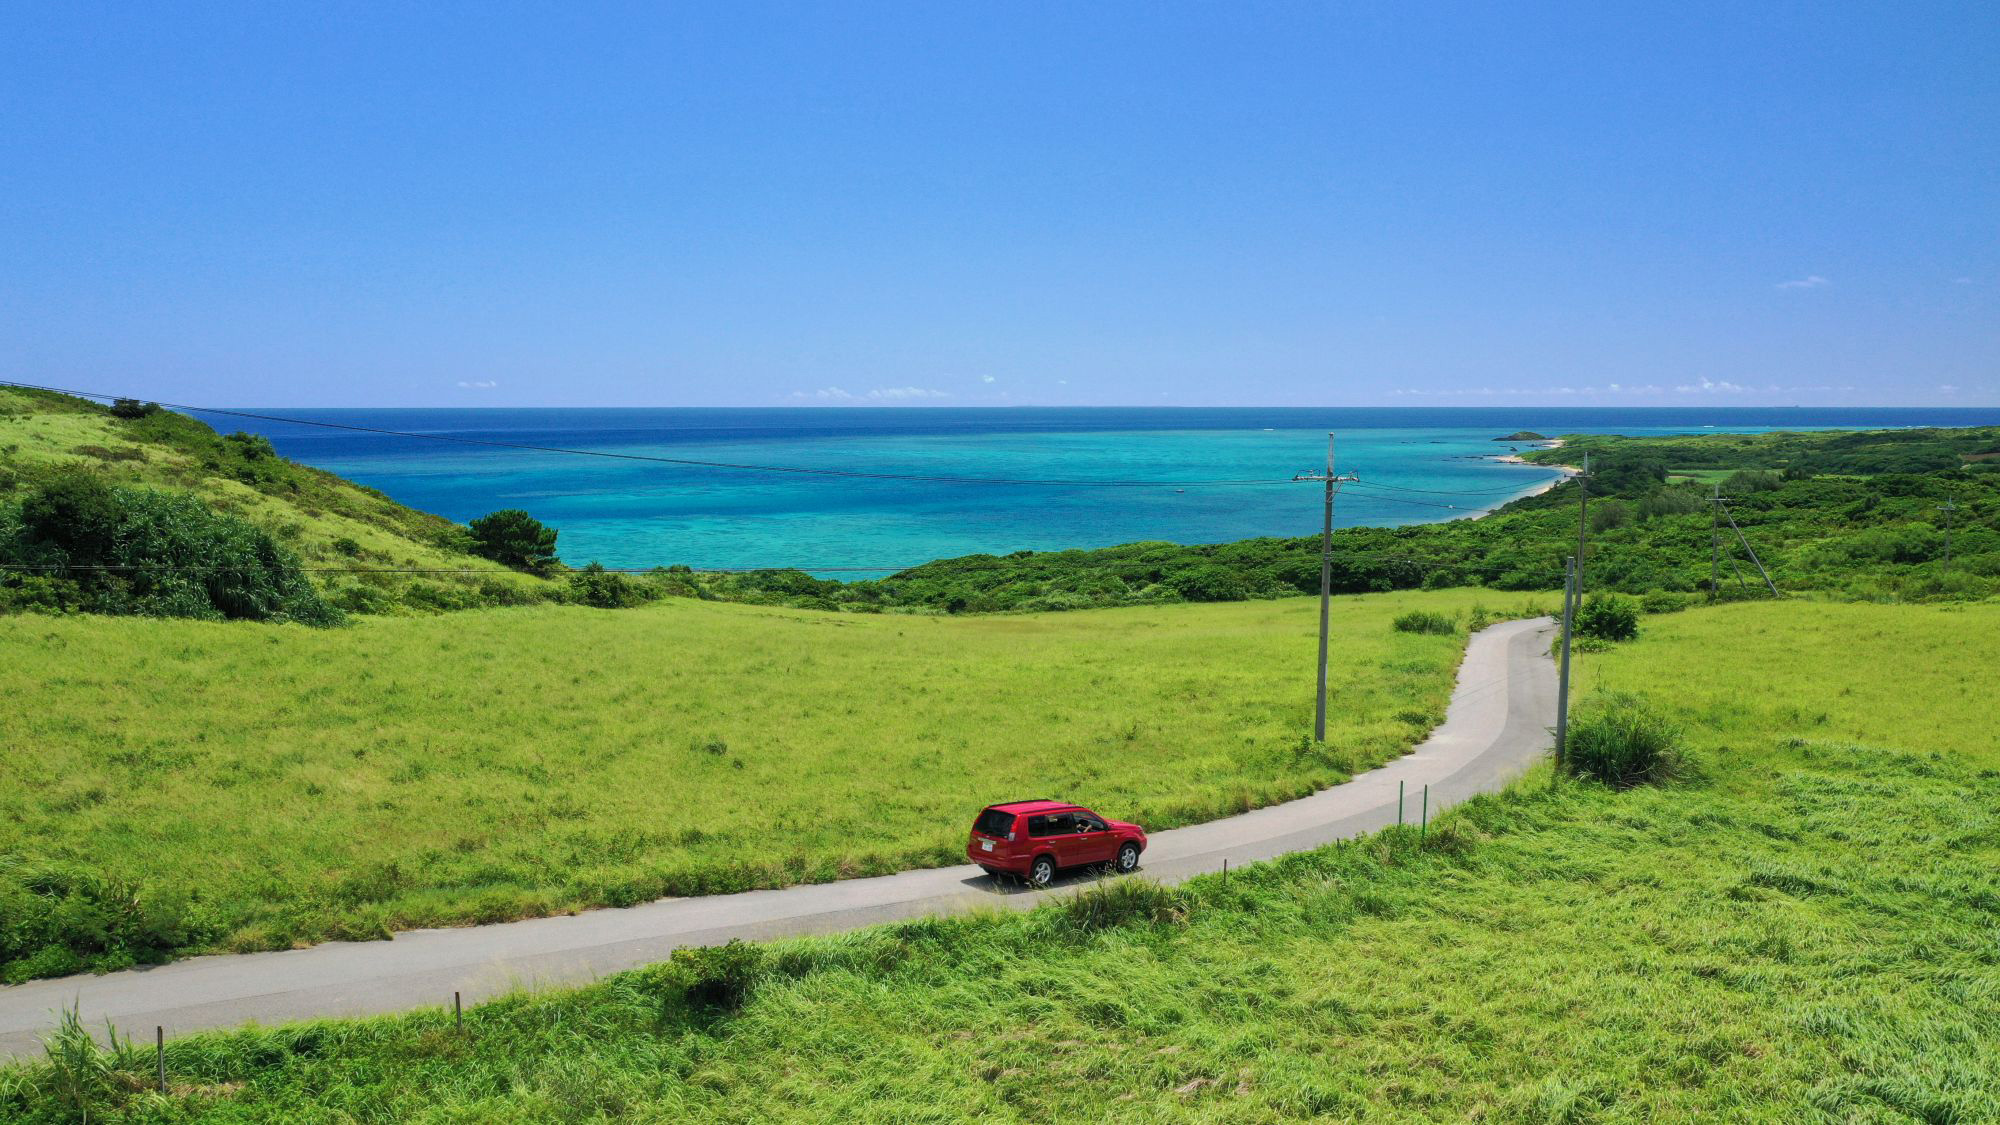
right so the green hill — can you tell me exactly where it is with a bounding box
[0,387,559,615]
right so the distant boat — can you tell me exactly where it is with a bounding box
[1175,488,1186,494]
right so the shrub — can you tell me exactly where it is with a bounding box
[568,562,652,609]
[0,862,218,983]
[330,536,362,557]
[1573,594,1639,641]
[468,509,559,571]
[1723,469,1783,493]
[1588,499,1630,532]
[1169,565,1248,601]
[666,940,767,1013]
[1635,488,1706,521]
[1560,692,1683,788]
[1640,589,1692,615]
[1392,610,1459,635]
[108,397,161,419]
[4,469,342,626]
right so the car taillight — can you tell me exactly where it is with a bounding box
[1006,831,1015,842]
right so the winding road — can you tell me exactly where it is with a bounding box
[0,615,1557,1058]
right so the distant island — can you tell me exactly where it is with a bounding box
[1493,431,1549,442]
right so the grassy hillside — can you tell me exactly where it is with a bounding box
[8,600,1994,1121]
[0,588,1527,979]
[0,387,557,614]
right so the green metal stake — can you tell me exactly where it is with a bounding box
[156,1025,166,1093]
[1397,780,1405,826]
[1420,785,1429,843]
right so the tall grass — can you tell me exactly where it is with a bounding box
[0,589,1493,977]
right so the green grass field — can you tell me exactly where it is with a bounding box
[10,599,1992,1122]
[0,588,1527,975]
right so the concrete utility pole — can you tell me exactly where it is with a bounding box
[1294,433,1359,743]
[1574,452,1591,595]
[1938,501,1959,580]
[1710,483,1722,601]
[1554,555,1577,776]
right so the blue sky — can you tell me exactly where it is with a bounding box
[3,3,1995,408]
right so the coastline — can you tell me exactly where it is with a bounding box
[1486,437,1578,504]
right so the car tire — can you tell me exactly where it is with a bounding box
[1028,855,1056,888]
[1115,842,1140,874]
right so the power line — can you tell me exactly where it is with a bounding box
[1,380,1294,489]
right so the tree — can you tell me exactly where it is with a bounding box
[468,509,558,571]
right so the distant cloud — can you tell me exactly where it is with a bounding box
[1938,384,1960,394]
[1056,379,1069,385]
[980,375,996,384]
[456,380,498,389]
[1776,275,1829,290]
[1954,277,1977,285]
[790,386,854,401]
[1674,377,1747,394]
[867,386,950,400]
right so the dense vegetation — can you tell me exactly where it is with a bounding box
[686,426,1998,613]
[0,589,1521,980]
[0,468,340,625]
[8,600,1995,1120]
[0,387,560,615]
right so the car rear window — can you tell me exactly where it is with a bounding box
[973,809,1016,838]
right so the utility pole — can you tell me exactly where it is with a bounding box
[1938,501,1958,580]
[1574,451,1591,598]
[1709,483,1721,601]
[1554,555,1576,777]
[1294,433,1359,743]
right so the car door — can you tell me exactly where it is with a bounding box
[1041,812,1090,869]
[1070,810,1116,864]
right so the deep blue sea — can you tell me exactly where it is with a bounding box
[237,407,2000,571]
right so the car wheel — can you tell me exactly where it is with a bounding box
[1029,855,1056,888]
[1116,842,1140,874]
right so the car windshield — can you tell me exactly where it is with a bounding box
[972,809,1016,838]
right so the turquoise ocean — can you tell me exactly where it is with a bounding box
[239,406,2000,572]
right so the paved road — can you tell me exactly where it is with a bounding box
[0,616,1556,1058]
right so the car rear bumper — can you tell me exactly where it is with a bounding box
[968,841,1031,872]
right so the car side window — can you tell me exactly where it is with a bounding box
[1027,814,1059,838]
[1075,813,1107,832]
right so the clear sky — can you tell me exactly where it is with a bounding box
[3,3,1995,408]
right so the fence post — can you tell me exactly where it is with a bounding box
[1420,785,1429,843]
[454,991,462,1032]
[156,1025,166,1093]
[1397,780,1405,827]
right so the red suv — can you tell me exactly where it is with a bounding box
[967,799,1147,887]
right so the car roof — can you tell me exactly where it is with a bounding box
[985,799,1079,814]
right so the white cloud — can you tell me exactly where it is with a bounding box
[1954,277,1976,285]
[789,386,854,401]
[980,375,996,384]
[1674,377,1748,394]
[866,386,950,400]
[1938,384,1960,394]
[1776,275,1829,289]
[1056,379,1068,385]
[456,380,498,389]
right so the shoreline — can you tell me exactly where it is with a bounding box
[1484,437,1578,504]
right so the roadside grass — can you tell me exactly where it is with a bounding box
[6,600,1995,1121]
[0,588,1514,975]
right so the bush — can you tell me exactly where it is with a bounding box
[568,562,652,609]
[1723,469,1783,493]
[1589,499,1630,532]
[1640,589,1692,615]
[3,469,342,626]
[1056,879,1188,934]
[468,509,559,572]
[108,397,161,419]
[1392,610,1459,635]
[665,940,767,1013]
[1560,692,1683,788]
[0,862,218,983]
[1573,594,1639,641]
[330,536,362,557]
